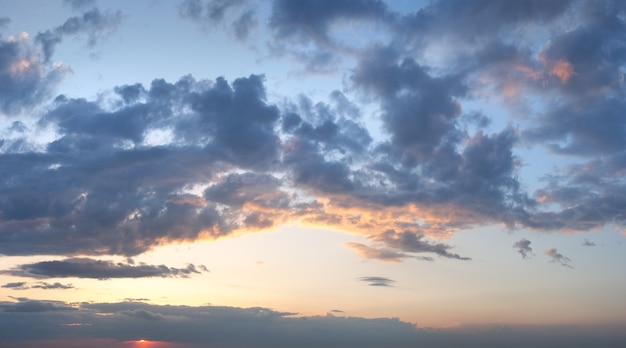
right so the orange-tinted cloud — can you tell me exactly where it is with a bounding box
[549,59,575,83]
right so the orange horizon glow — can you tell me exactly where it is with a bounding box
[122,339,184,348]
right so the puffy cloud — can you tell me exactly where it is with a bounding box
[512,238,533,259]
[0,75,291,257]
[0,32,68,115]
[2,258,207,279]
[3,0,626,261]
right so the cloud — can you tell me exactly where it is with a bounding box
[1,299,622,347]
[1,282,28,290]
[345,242,408,262]
[359,276,395,287]
[0,299,424,347]
[373,230,470,261]
[0,75,294,257]
[269,0,389,44]
[179,0,257,40]
[545,247,573,268]
[0,297,76,313]
[1,281,74,290]
[3,0,626,262]
[513,238,533,259]
[0,32,68,115]
[401,0,573,43]
[120,309,186,322]
[2,258,208,279]
[582,239,596,247]
[35,7,124,62]
[31,282,75,290]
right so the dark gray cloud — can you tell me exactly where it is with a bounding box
[0,297,75,313]
[2,258,207,279]
[401,0,573,44]
[1,282,28,289]
[267,0,391,73]
[0,75,294,257]
[359,276,395,287]
[185,75,281,168]
[35,7,124,62]
[0,299,420,347]
[513,238,533,259]
[3,0,626,262]
[1,281,74,290]
[269,0,389,44]
[350,49,530,231]
[0,299,623,347]
[373,230,470,261]
[545,247,573,268]
[522,160,626,232]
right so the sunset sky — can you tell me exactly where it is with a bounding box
[1,0,626,347]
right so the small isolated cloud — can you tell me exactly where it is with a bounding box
[359,276,395,287]
[123,298,150,302]
[2,258,208,279]
[545,247,573,268]
[1,282,28,290]
[31,282,75,290]
[512,238,533,259]
[582,239,596,247]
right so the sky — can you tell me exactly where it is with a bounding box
[1,0,626,347]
